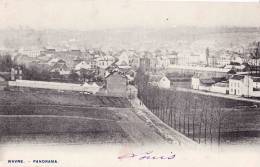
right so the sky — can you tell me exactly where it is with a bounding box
[0,0,260,30]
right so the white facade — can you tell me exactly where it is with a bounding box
[191,77,200,90]
[229,76,253,97]
[19,49,41,58]
[191,76,228,94]
[253,80,260,89]
[75,61,91,71]
[158,76,171,89]
[116,52,130,66]
[248,59,260,66]
[149,76,171,89]
[58,69,71,75]
[218,54,232,67]
[230,55,244,64]
[96,56,115,69]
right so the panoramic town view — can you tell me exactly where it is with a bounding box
[0,1,260,157]
[0,26,260,147]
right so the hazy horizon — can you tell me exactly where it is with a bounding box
[1,0,260,30]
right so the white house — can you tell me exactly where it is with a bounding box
[50,63,70,75]
[229,75,253,97]
[156,56,170,69]
[82,82,100,94]
[191,76,200,90]
[116,52,130,66]
[19,49,41,58]
[191,74,227,93]
[217,53,232,67]
[248,58,260,66]
[148,75,171,89]
[75,61,91,71]
[230,54,244,64]
[191,76,216,91]
[252,77,260,89]
[96,55,115,69]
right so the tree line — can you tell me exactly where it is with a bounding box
[0,55,103,83]
[135,68,241,145]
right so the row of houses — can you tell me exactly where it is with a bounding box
[191,74,260,97]
[0,69,135,97]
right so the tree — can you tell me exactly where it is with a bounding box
[22,64,51,81]
[68,70,79,82]
[0,55,15,72]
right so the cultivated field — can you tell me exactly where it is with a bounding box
[0,90,166,144]
[0,90,131,108]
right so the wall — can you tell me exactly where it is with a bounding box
[191,77,200,89]
[210,85,228,94]
[106,73,127,97]
[8,80,100,94]
[198,85,211,91]
[251,91,260,97]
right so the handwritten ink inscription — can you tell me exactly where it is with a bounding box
[118,151,176,160]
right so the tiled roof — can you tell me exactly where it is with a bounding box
[214,81,229,87]
[230,75,245,80]
[51,63,69,71]
[200,79,216,85]
[105,71,127,79]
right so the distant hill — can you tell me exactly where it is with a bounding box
[0,27,260,50]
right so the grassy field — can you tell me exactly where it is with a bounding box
[0,90,131,108]
[0,90,166,144]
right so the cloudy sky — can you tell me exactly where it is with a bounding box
[0,0,260,30]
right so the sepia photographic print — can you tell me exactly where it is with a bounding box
[0,0,259,166]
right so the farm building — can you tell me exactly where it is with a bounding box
[105,71,127,97]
